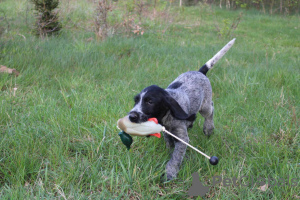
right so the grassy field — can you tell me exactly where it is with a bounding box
[0,0,299,199]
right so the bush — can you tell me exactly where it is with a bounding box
[30,0,62,37]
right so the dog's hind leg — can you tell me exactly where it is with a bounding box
[200,101,214,136]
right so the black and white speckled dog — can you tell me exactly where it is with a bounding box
[128,39,236,181]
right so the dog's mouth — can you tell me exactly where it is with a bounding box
[128,111,149,123]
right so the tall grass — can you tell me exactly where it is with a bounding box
[0,0,299,199]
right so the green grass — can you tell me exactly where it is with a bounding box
[0,0,299,199]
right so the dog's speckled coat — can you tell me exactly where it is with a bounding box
[128,39,235,181]
[162,71,214,180]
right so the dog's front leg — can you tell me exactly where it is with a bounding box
[164,127,189,181]
[163,133,175,149]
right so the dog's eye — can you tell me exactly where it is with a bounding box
[146,100,153,105]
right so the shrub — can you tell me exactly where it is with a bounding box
[30,0,62,37]
[95,0,112,40]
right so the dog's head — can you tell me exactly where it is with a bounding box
[129,85,194,124]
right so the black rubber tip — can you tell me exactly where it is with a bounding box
[209,156,219,165]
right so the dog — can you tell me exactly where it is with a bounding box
[128,39,235,181]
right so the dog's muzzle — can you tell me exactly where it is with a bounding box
[128,111,148,123]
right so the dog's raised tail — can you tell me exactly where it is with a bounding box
[199,38,236,75]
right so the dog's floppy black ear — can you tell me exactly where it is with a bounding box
[164,95,194,120]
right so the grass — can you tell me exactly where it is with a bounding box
[0,0,299,199]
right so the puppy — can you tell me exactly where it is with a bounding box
[128,39,235,181]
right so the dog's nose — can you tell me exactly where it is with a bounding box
[129,112,139,123]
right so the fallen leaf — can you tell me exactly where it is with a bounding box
[86,37,94,42]
[1,85,7,91]
[0,65,20,76]
[13,87,17,96]
[258,184,268,192]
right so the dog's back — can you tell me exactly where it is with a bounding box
[166,71,212,115]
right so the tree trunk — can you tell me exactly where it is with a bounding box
[270,0,274,14]
[261,0,265,14]
[226,0,230,9]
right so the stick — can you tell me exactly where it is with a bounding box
[162,127,210,159]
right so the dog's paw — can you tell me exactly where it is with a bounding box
[203,121,214,136]
[160,173,175,183]
[164,163,180,181]
[203,127,214,136]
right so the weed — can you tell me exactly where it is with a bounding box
[215,12,243,38]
